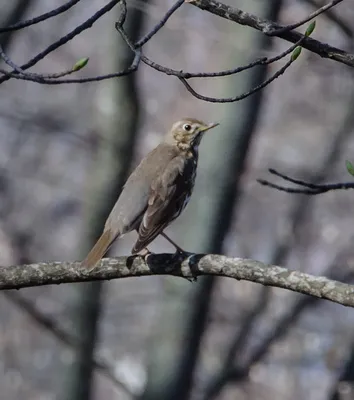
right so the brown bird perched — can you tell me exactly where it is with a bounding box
[81,118,219,269]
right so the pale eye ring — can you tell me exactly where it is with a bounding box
[183,123,192,132]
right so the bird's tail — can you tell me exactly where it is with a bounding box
[81,229,116,269]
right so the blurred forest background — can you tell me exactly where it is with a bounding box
[0,0,354,399]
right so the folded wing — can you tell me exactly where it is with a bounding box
[132,155,189,254]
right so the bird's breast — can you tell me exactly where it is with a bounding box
[183,154,198,186]
[171,156,198,221]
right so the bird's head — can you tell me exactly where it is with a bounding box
[166,118,219,151]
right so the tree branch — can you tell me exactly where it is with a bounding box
[301,0,353,39]
[187,0,354,68]
[1,254,354,307]
[258,168,354,195]
[266,0,344,36]
[0,0,121,85]
[0,0,82,33]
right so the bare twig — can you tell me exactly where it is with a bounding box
[301,0,353,38]
[0,49,141,84]
[258,168,354,195]
[177,58,293,102]
[187,0,354,68]
[267,0,344,35]
[0,0,121,85]
[0,46,87,79]
[0,0,34,52]
[0,0,349,104]
[0,0,350,101]
[116,1,305,103]
[0,0,82,33]
[0,0,301,87]
[135,0,185,47]
[141,33,302,78]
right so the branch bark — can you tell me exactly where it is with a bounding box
[1,254,353,307]
[187,0,354,68]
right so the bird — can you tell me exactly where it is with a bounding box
[81,118,219,269]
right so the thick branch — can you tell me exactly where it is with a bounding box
[187,0,354,68]
[1,254,353,307]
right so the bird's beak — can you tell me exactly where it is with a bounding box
[201,122,219,132]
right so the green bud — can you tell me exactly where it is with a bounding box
[290,21,315,62]
[305,21,316,37]
[72,57,89,71]
[291,46,302,61]
[346,160,354,177]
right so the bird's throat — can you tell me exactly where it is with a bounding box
[177,141,199,159]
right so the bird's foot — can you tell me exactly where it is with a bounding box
[139,248,154,263]
[126,248,154,267]
[172,248,193,260]
[171,249,198,282]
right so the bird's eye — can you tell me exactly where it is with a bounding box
[183,124,192,132]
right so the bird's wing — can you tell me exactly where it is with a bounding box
[132,155,187,254]
[104,144,178,236]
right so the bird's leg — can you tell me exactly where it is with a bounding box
[138,247,154,263]
[160,232,186,254]
[161,232,197,282]
[138,247,151,256]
